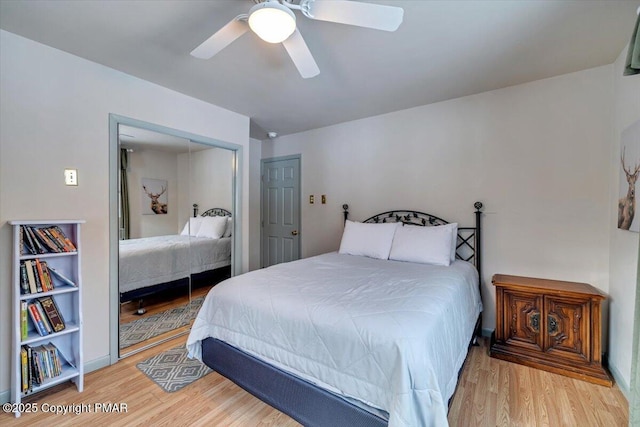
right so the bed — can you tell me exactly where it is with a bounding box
[119,207,232,303]
[187,203,483,427]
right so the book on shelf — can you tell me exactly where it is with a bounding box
[22,343,65,389]
[25,226,46,254]
[37,296,65,333]
[21,226,36,255]
[42,228,64,252]
[21,342,64,391]
[32,227,59,253]
[20,263,29,295]
[20,346,29,392]
[33,301,52,335]
[32,261,43,293]
[48,226,76,252]
[40,260,54,291]
[21,259,56,295]
[27,302,50,337]
[47,267,76,287]
[23,260,37,294]
[20,301,28,341]
[19,225,76,254]
[34,259,48,292]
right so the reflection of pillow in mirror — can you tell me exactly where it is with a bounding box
[196,216,228,239]
[180,217,204,236]
[223,217,232,238]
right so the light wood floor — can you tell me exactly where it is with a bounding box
[2,338,628,426]
[119,285,212,355]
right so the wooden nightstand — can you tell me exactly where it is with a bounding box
[490,274,612,387]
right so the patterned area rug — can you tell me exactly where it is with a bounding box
[120,296,205,349]
[137,345,212,392]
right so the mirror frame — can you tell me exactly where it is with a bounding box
[108,114,243,363]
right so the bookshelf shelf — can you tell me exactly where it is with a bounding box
[9,220,84,418]
[19,252,78,261]
[20,362,79,398]
[19,284,78,300]
[22,322,81,345]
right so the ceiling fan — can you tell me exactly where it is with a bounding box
[190,0,404,79]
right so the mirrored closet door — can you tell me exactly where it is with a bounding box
[182,140,234,343]
[115,124,235,358]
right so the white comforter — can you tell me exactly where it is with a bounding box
[119,235,231,293]
[187,252,481,427]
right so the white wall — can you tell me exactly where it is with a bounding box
[261,66,613,344]
[249,138,262,271]
[0,30,250,396]
[607,46,640,395]
[177,146,234,231]
[127,149,180,238]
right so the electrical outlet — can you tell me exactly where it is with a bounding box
[321,195,326,204]
[309,195,314,204]
[64,169,78,186]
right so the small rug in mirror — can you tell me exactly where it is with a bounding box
[137,345,212,392]
[120,296,205,349]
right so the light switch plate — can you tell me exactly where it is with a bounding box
[64,169,78,186]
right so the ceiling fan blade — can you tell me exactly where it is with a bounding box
[191,18,249,59]
[307,0,403,32]
[282,29,320,79]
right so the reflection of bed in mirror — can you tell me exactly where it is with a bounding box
[119,208,232,303]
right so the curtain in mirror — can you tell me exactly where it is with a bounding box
[120,148,130,240]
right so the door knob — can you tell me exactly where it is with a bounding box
[291,230,298,236]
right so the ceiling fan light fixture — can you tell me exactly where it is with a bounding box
[248,1,296,44]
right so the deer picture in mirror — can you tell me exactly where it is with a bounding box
[143,183,168,214]
[618,146,640,230]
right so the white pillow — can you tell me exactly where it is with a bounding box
[223,217,233,238]
[180,217,204,236]
[338,220,400,259]
[389,224,454,266]
[443,222,458,261]
[196,216,228,239]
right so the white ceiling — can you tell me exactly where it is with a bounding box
[1,1,638,140]
[118,125,225,153]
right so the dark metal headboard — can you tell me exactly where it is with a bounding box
[344,202,483,279]
[343,202,484,339]
[193,203,232,218]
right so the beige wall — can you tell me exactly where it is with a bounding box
[249,139,263,271]
[261,65,613,351]
[128,149,181,238]
[177,146,234,232]
[0,30,250,397]
[608,46,640,395]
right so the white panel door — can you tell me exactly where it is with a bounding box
[262,157,300,268]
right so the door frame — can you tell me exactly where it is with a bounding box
[108,114,243,364]
[260,154,302,268]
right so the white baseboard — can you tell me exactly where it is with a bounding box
[0,389,9,405]
[85,355,111,374]
[608,362,630,400]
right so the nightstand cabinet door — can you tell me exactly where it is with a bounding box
[502,289,543,352]
[544,295,590,364]
[490,274,612,387]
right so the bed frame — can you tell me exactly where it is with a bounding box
[201,202,483,427]
[119,207,232,304]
